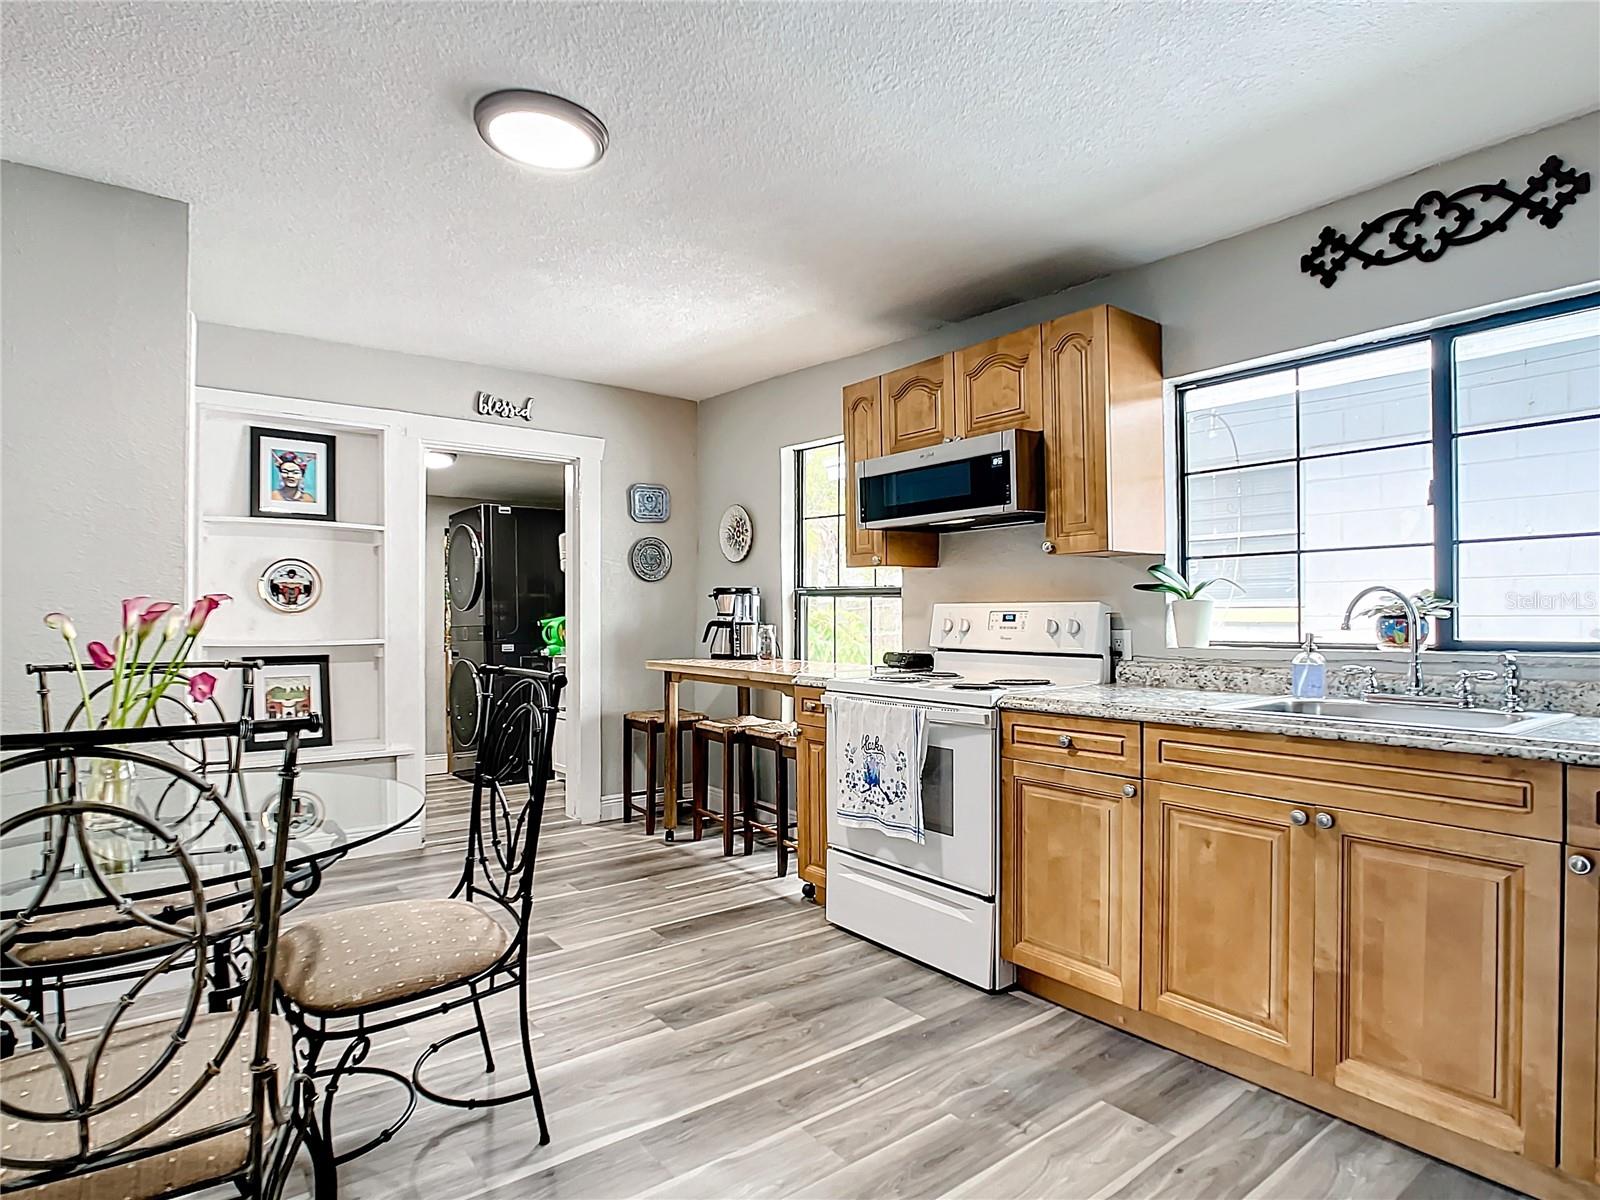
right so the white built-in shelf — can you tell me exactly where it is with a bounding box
[202,516,386,535]
[205,637,386,650]
[241,740,413,767]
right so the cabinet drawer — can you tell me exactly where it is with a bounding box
[1145,725,1563,841]
[1002,712,1141,776]
[795,687,827,730]
[1570,767,1600,851]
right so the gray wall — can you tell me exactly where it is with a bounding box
[195,324,700,796]
[694,112,1600,662]
[1,163,191,726]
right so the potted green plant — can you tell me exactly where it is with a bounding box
[1353,589,1454,650]
[1134,564,1241,649]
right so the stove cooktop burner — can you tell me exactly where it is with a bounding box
[873,669,963,682]
[945,677,1054,690]
[988,677,1053,686]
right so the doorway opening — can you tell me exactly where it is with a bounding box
[424,450,570,787]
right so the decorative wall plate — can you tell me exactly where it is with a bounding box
[628,483,671,523]
[719,505,753,562]
[629,537,672,582]
[257,557,323,613]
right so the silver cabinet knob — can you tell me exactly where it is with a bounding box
[1041,540,1056,554]
[1314,812,1335,829]
[1571,854,1595,876]
[1289,810,1309,826]
[1122,783,1137,798]
[1057,734,1073,748]
[871,555,881,565]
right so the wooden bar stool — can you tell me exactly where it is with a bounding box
[690,715,768,855]
[737,721,801,877]
[623,708,706,835]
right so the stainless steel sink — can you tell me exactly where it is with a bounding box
[1222,696,1573,735]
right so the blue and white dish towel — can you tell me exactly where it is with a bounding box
[833,697,928,844]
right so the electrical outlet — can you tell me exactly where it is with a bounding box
[1110,628,1131,659]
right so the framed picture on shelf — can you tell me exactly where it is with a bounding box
[246,655,333,751]
[250,426,337,521]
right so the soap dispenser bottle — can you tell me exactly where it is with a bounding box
[1291,634,1327,699]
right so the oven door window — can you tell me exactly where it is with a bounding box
[920,744,955,837]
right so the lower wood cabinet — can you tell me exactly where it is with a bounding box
[795,721,828,903]
[1563,844,1600,1185]
[1312,808,1561,1163]
[1001,760,1140,1007]
[1140,781,1315,1071]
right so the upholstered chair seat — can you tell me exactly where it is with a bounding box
[275,899,511,1014]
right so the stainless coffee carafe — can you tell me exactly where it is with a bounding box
[704,587,762,659]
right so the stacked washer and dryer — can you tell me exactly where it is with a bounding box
[445,504,564,779]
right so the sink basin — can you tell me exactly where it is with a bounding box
[1223,697,1573,735]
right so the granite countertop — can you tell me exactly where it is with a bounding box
[997,683,1600,766]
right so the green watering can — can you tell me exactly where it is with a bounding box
[537,615,567,657]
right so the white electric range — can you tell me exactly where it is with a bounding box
[822,601,1114,990]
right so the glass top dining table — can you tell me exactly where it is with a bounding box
[0,769,425,917]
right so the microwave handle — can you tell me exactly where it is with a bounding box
[820,694,995,729]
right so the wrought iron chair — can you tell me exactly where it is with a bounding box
[0,716,329,1199]
[275,666,564,1188]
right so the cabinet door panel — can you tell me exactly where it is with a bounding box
[1002,762,1140,1006]
[1041,308,1109,552]
[1313,809,1560,1163]
[842,379,883,568]
[796,726,828,901]
[882,355,953,454]
[1562,846,1600,1184]
[955,327,1042,439]
[1142,782,1314,1071]
[1570,766,1600,850]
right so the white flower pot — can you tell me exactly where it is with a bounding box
[1170,598,1215,649]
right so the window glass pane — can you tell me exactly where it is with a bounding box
[1300,444,1433,550]
[802,443,843,517]
[839,548,874,587]
[802,517,839,587]
[1456,418,1600,541]
[1455,309,1600,433]
[1457,535,1600,644]
[1187,555,1297,644]
[802,595,835,662]
[871,595,902,664]
[1301,546,1433,645]
[1186,463,1296,557]
[1298,343,1431,454]
[1184,371,1295,470]
[834,595,871,666]
[874,566,903,588]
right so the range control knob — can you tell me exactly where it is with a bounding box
[958,618,971,634]
[1045,619,1060,637]
[1067,618,1082,636]
[941,618,954,635]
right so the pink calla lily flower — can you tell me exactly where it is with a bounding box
[187,672,218,703]
[185,593,231,635]
[87,642,115,669]
[121,596,152,630]
[43,612,77,639]
[138,601,177,633]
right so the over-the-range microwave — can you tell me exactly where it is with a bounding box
[856,428,1045,531]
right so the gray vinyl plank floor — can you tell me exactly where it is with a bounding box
[233,774,1521,1200]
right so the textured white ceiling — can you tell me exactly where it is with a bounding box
[3,2,1597,401]
[427,451,565,507]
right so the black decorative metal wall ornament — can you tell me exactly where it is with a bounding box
[1301,155,1591,288]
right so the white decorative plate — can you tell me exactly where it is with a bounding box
[719,505,753,562]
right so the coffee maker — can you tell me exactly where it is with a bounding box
[703,586,761,659]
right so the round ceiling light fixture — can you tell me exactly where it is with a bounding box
[474,89,608,171]
[425,451,457,470]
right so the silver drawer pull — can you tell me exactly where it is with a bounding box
[1314,812,1335,830]
[1289,810,1308,826]
[1571,854,1595,876]
[1057,734,1073,748]
[1122,783,1137,798]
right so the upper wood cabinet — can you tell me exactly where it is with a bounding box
[1562,845,1600,1186]
[1141,781,1315,1072]
[1041,306,1164,555]
[1002,760,1141,1007]
[881,355,954,454]
[954,327,1042,439]
[840,378,939,570]
[1313,808,1561,1163]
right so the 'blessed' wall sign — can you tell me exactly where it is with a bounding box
[475,390,534,422]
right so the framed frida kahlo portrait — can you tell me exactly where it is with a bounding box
[250,427,337,521]
[245,655,333,750]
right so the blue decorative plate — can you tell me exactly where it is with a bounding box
[629,483,671,523]
[630,537,672,582]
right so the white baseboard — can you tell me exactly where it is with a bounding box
[424,753,450,776]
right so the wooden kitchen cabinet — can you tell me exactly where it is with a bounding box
[880,354,954,454]
[795,718,829,904]
[840,377,939,570]
[1040,305,1164,555]
[953,326,1043,439]
[1562,844,1600,1186]
[1141,780,1315,1072]
[1001,760,1141,1006]
[1312,807,1561,1163]
[1570,766,1600,850]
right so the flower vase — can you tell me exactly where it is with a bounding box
[1170,599,1216,649]
[82,754,140,873]
[1375,614,1429,651]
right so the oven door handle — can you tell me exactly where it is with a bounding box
[821,694,995,728]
